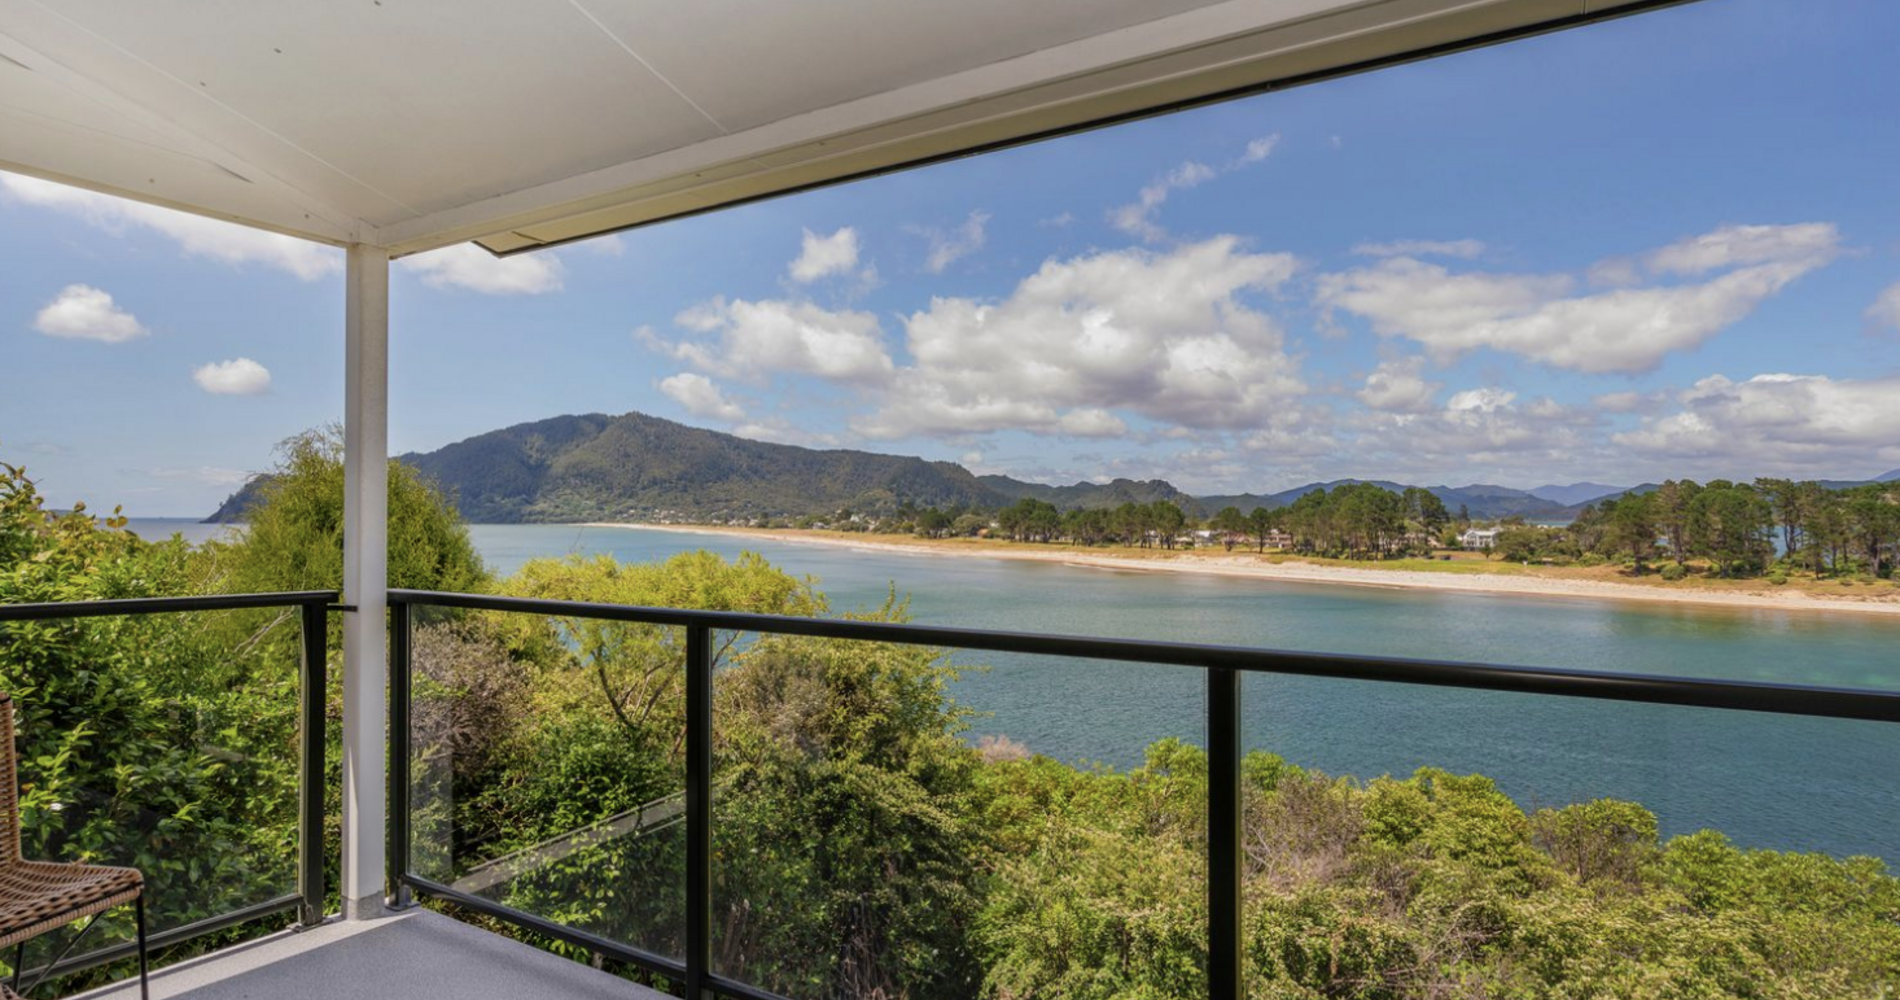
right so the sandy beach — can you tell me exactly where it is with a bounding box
[579,523,1900,618]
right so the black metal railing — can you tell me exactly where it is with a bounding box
[385,587,1900,1000]
[0,591,336,982]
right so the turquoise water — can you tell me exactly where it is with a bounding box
[126,519,1900,860]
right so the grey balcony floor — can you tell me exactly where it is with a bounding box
[77,909,668,1000]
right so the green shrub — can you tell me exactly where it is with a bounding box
[0,459,301,982]
[213,427,488,596]
[1659,563,1687,581]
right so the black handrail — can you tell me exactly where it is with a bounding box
[384,587,1900,1000]
[0,591,339,621]
[0,591,336,982]
[390,589,1900,723]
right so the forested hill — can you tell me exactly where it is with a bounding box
[201,411,1900,524]
[416,412,1000,522]
[977,476,1201,513]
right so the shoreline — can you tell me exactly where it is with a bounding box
[577,523,1900,618]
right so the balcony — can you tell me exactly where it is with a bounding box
[5,1,1899,996]
[8,590,1897,999]
[77,910,663,1000]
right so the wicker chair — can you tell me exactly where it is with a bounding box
[0,693,148,999]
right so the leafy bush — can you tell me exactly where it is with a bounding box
[0,459,302,979]
[12,437,1900,999]
[211,427,488,597]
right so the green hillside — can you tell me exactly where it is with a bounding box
[207,412,1900,526]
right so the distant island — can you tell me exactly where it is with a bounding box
[201,408,1900,527]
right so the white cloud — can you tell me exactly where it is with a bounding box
[1319,257,1568,348]
[1867,280,1900,334]
[191,358,271,395]
[1110,135,1281,243]
[910,211,990,274]
[581,234,626,256]
[1446,387,1515,414]
[1586,257,1643,288]
[1237,404,1340,464]
[1317,223,1839,373]
[33,285,148,342]
[1591,390,1655,413]
[1643,222,1840,276]
[1355,356,1442,413]
[399,244,563,294]
[1350,239,1485,259]
[1038,213,1076,229]
[1341,385,1596,484]
[1,172,340,280]
[858,237,1304,439]
[729,418,839,448]
[649,297,894,385]
[1615,373,1900,475]
[1055,409,1129,437]
[788,227,860,283]
[1240,134,1282,164]
[658,372,745,422]
[1109,161,1215,243]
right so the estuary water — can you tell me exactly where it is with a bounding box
[129,518,1900,860]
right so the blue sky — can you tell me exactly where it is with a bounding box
[4,0,1899,517]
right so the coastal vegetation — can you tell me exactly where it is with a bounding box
[850,476,1900,589]
[6,439,1900,997]
[212,409,1900,530]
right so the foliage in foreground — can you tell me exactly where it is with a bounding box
[0,436,485,987]
[5,440,1898,998]
[0,456,300,981]
[212,426,488,598]
[979,751,1900,999]
[411,552,1900,1000]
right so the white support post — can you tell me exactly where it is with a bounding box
[342,243,390,920]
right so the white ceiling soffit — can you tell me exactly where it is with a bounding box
[0,0,1678,258]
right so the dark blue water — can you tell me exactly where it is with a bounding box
[130,520,1899,861]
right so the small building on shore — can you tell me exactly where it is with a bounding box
[1461,527,1503,550]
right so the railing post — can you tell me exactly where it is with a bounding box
[1208,667,1242,1000]
[387,599,414,909]
[298,600,329,927]
[685,625,713,1000]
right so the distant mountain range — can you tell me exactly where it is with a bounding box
[1527,482,1632,506]
[1194,480,1579,520]
[204,411,1900,525]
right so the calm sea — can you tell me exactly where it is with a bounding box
[126,519,1900,860]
